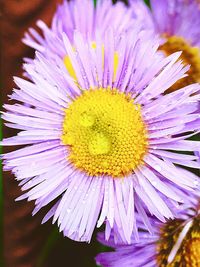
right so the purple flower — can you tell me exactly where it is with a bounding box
[1,27,200,243]
[130,0,200,91]
[196,151,200,160]
[96,191,200,267]
[129,0,155,30]
[150,0,200,47]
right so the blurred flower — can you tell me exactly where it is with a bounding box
[150,0,200,47]
[129,0,155,30]
[1,25,200,243]
[130,0,200,92]
[96,191,200,267]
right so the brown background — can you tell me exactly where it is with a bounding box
[1,0,127,266]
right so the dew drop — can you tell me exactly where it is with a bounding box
[66,208,71,213]
[146,93,152,99]
[151,180,157,186]
[175,202,180,208]
[155,165,162,172]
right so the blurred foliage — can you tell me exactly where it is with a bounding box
[36,225,113,267]
[144,0,150,6]
[36,227,60,267]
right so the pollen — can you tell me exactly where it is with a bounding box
[62,88,148,177]
[156,214,200,267]
[160,35,200,92]
[63,42,119,82]
[64,54,77,81]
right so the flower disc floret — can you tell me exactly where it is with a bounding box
[62,88,148,177]
[160,36,200,92]
[157,214,200,266]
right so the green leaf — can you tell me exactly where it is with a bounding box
[144,0,150,6]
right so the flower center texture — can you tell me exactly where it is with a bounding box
[62,88,148,177]
[160,35,200,92]
[156,214,200,267]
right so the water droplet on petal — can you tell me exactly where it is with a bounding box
[151,180,157,186]
[146,93,152,99]
[155,165,162,172]
[67,208,71,213]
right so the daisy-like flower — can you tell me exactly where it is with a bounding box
[96,191,200,267]
[1,28,200,243]
[135,0,200,92]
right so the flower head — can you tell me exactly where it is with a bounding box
[1,27,200,243]
[150,0,200,47]
[132,0,200,91]
[96,192,200,267]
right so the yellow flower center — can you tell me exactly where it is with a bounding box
[156,214,200,267]
[184,237,200,266]
[62,88,148,177]
[160,35,200,92]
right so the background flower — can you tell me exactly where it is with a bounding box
[130,0,200,91]
[96,191,200,267]
[150,0,200,46]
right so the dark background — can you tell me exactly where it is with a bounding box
[1,1,129,266]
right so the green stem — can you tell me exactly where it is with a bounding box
[36,227,60,267]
